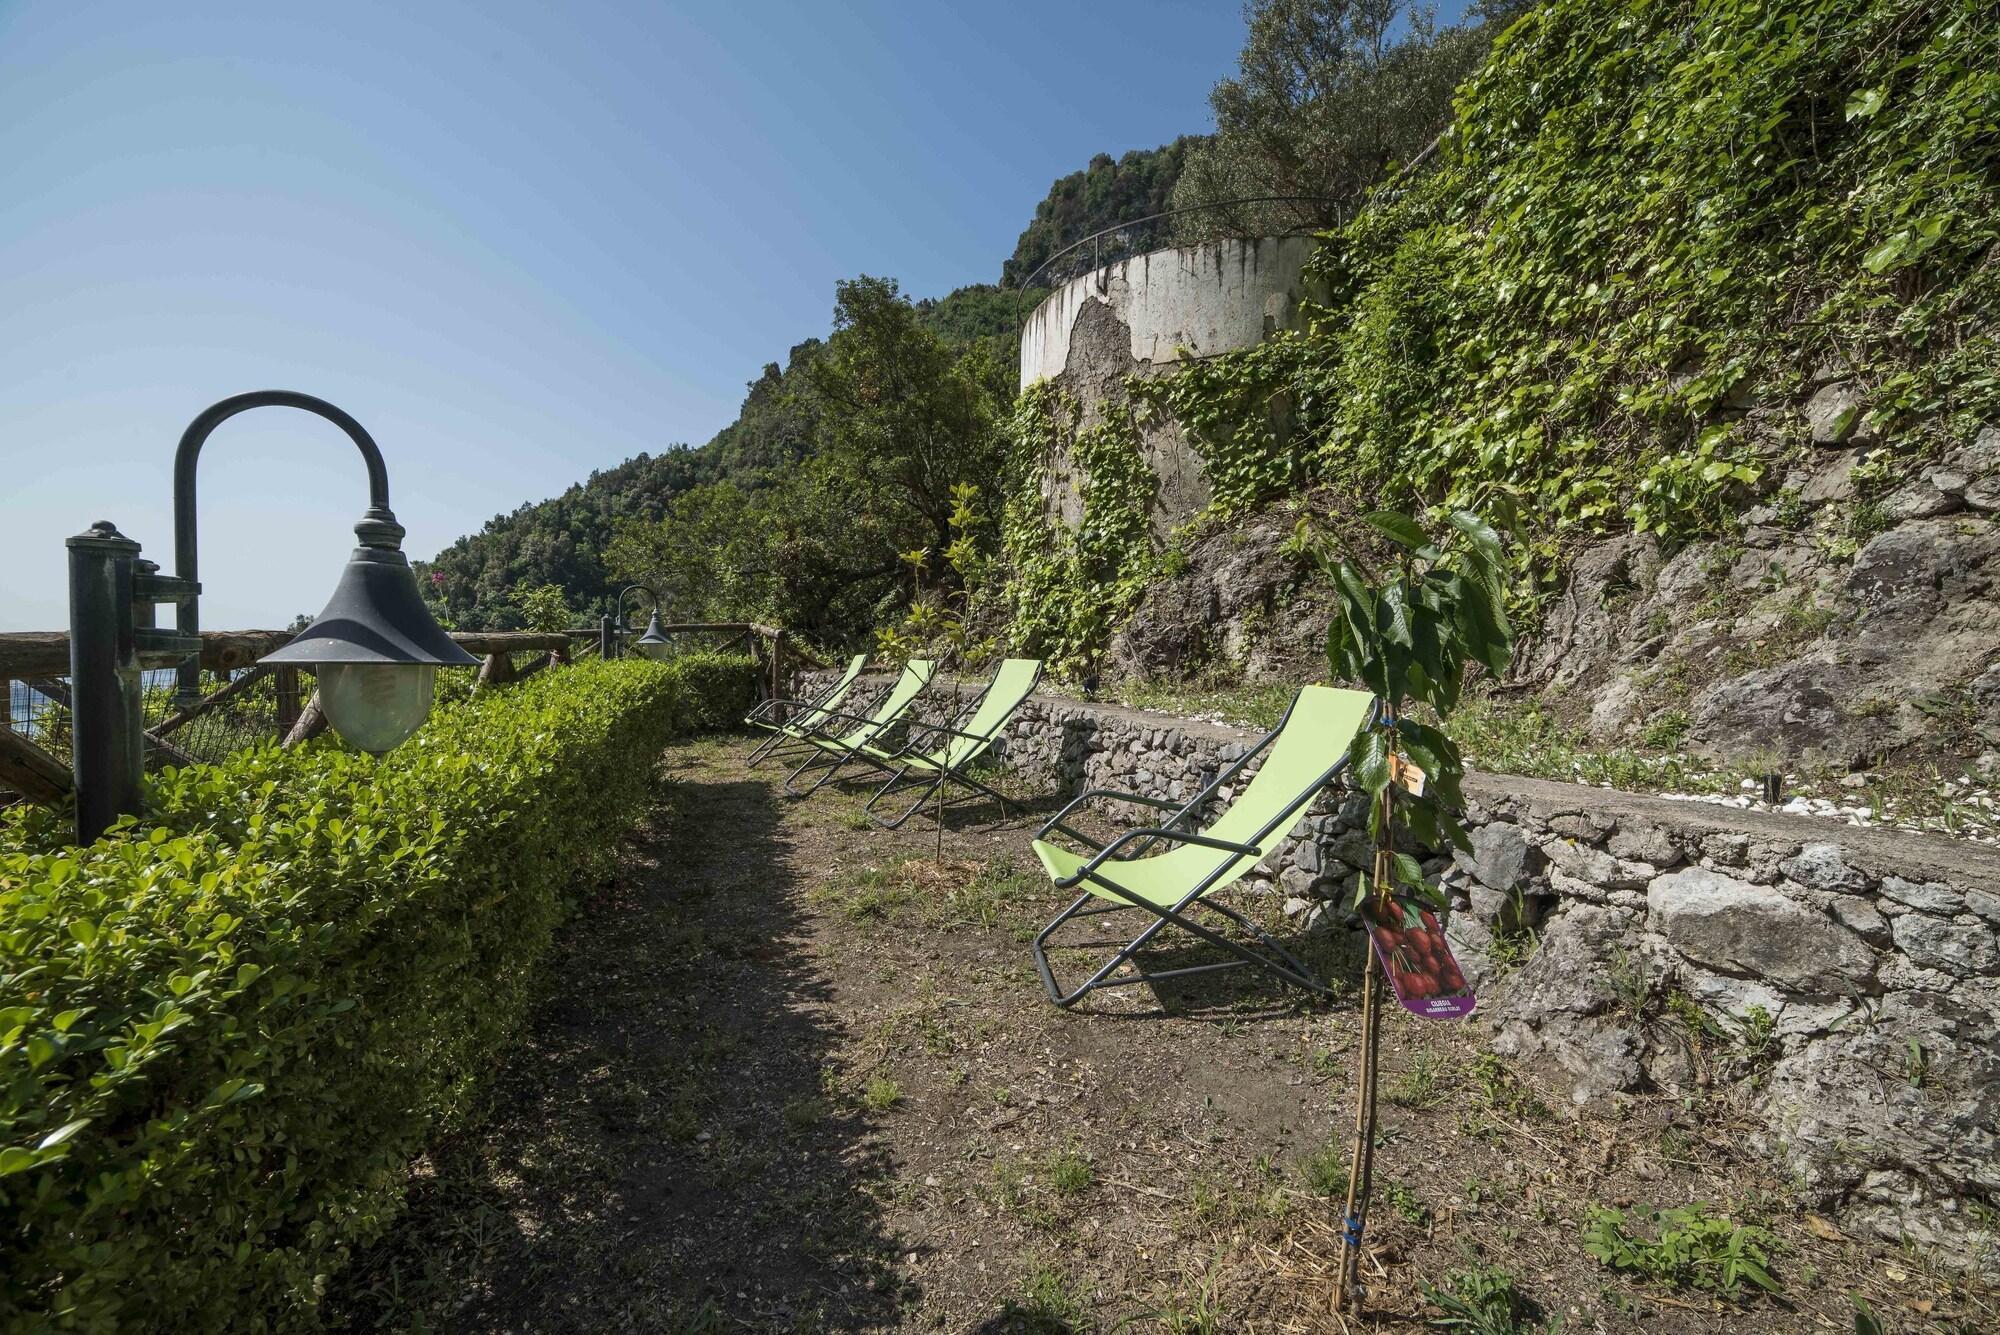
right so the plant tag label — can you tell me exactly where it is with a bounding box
[1360,900,1476,1020]
[1389,753,1427,797]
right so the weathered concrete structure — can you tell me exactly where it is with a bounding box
[1017,236,1318,543]
[1018,236,1318,390]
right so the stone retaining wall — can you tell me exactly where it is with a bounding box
[796,671,2000,1269]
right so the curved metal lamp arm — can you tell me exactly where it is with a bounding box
[171,390,402,704]
[616,584,660,630]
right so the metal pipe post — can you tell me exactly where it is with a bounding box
[600,614,616,660]
[67,521,145,843]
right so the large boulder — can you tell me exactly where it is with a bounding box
[1646,867,1876,994]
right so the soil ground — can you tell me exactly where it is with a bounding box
[331,736,1997,1334]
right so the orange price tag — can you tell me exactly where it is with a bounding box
[1388,753,1427,797]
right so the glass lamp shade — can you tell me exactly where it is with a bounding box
[317,662,437,754]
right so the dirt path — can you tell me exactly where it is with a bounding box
[332,737,1993,1333]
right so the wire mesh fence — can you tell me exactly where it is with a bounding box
[0,628,734,810]
[1,661,492,807]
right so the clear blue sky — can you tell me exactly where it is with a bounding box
[0,0,1463,629]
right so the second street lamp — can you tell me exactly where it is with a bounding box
[618,585,673,661]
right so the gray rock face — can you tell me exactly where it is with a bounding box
[1690,659,1846,757]
[1757,989,2000,1262]
[1848,527,1943,608]
[1781,843,1869,894]
[1457,821,1533,892]
[1879,876,1964,915]
[1647,867,1876,994]
[1488,904,1647,1104]
[1608,822,1680,868]
[1890,914,2000,977]
[1805,381,1876,446]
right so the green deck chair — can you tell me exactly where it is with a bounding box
[845,657,1044,828]
[744,653,867,766]
[1029,685,1377,1008]
[782,659,935,797]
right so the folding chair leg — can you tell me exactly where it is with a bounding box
[746,726,792,766]
[865,766,945,830]
[783,747,851,797]
[1033,889,1329,1008]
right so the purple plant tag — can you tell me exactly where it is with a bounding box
[1360,900,1477,1020]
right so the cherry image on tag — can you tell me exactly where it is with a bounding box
[1360,899,1476,1019]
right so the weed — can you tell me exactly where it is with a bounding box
[781,1095,825,1131]
[1905,1037,1929,1089]
[1151,1265,1228,1333]
[1008,1260,1087,1330]
[1045,1144,1095,1198]
[1639,708,1692,750]
[860,1074,903,1112]
[1469,1053,1548,1120]
[1386,1181,1432,1228]
[1581,1203,1780,1298]
[1387,1048,1453,1110]
[1300,1141,1351,1198]
[1487,921,1537,975]
[1734,1005,1779,1067]
[1606,945,1653,1019]
[1421,1263,1550,1334]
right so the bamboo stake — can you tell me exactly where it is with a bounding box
[1337,778,1395,1313]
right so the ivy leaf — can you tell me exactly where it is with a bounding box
[1378,581,1416,649]
[1844,86,1887,121]
[1863,233,1908,275]
[1363,510,1428,550]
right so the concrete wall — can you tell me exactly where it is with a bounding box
[797,670,2000,1273]
[1018,236,1317,390]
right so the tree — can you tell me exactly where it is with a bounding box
[513,583,574,633]
[1170,0,1504,239]
[806,276,1006,573]
[1316,504,1517,1314]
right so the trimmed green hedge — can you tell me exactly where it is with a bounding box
[0,653,758,1331]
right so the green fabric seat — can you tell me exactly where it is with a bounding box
[780,660,935,797]
[851,658,1044,827]
[1029,685,1376,1007]
[745,653,867,765]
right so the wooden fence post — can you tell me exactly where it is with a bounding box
[770,630,784,702]
[274,667,303,738]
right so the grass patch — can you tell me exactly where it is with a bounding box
[860,1074,903,1112]
[1045,1144,1096,1198]
[1299,1141,1351,1199]
[1386,1048,1453,1110]
[1421,1263,1552,1334]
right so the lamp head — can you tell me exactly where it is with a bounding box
[261,507,478,752]
[633,611,673,661]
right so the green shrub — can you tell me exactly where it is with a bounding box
[0,653,757,1331]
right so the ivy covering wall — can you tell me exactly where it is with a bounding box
[998,0,1999,664]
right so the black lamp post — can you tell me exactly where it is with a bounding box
[65,390,476,843]
[617,584,672,661]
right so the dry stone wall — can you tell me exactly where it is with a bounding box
[798,670,2000,1270]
